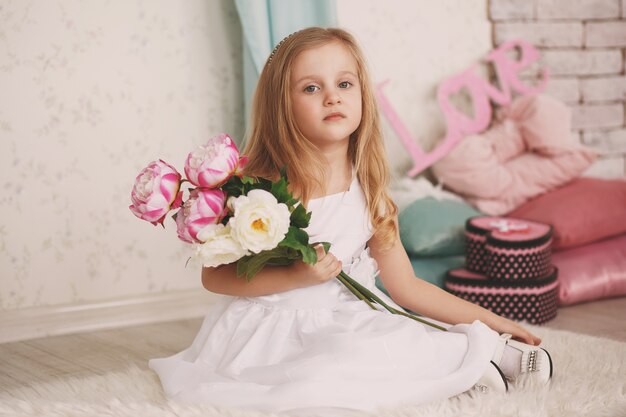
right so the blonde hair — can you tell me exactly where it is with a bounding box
[242,27,398,248]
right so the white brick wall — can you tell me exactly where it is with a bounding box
[580,76,626,101]
[490,0,626,178]
[583,129,626,154]
[586,22,626,46]
[494,22,583,47]
[536,0,620,19]
[541,50,622,76]
[571,104,624,129]
[543,78,580,103]
[489,0,534,20]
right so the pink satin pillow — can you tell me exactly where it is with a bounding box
[552,234,626,305]
[432,95,596,215]
[507,177,626,249]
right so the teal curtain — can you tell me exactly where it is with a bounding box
[234,0,337,135]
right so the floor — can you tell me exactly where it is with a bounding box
[1,296,625,392]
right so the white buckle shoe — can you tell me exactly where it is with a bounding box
[473,361,508,394]
[494,333,553,384]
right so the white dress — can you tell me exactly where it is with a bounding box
[149,176,500,414]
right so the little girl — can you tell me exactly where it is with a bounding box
[150,27,553,414]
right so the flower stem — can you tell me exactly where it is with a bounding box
[338,271,447,332]
[336,274,377,311]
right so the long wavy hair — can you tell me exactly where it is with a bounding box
[242,27,398,248]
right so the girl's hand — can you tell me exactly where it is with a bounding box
[494,317,542,346]
[292,245,343,287]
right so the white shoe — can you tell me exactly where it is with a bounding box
[493,333,553,383]
[473,361,508,394]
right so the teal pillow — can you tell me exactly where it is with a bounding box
[375,255,466,295]
[399,197,481,257]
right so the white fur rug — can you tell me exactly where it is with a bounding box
[1,326,625,417]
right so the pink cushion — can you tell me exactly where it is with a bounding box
[508,177,626,249]
[553,234,626,306]
[432,95,597,215]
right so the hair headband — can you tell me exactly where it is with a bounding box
[267,31,300,65]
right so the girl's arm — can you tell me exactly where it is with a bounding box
[368,216,541,346]
[202,245,342,297]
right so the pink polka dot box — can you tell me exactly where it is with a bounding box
[465,216,553,282]
[444,267,559,324]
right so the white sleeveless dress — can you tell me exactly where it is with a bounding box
[149,176,500,414]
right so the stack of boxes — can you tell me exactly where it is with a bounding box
[444,216,559,324]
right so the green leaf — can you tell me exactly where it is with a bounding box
[270,176,292,205]
[279,166,288,181]
[289,204,311,228]
[221,176,244,198]
[270,168,299,208]
[279,227,322,264]
[266,256,297,266]
[300,245,317,265]
[239,176,258,195]
[236,246,298,281]
[302,241,332,265]
[255,177,273,192]
[280,226,309,248]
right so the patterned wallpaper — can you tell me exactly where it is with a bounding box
[0,0,243,309]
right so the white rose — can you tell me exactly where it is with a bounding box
[228,189,291,254]
[195,224,249,268]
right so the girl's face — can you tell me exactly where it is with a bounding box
[290,41,362,149]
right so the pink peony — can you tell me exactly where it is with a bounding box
[129,160,183,226]
[175,188,227,243]
[184,134,245,188]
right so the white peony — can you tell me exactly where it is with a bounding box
[228,189,291,254]
[195,224,249,268]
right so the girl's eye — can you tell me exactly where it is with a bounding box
[338,81,352,89]
[304,85,319,93]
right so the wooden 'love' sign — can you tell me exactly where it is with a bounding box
[376,40,549,177]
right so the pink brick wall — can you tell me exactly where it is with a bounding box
[489,0,626,178]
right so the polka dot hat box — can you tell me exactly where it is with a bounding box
[444,267,559,324]
[464,216,553,282]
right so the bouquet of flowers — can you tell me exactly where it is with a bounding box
[129,134,444,330]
